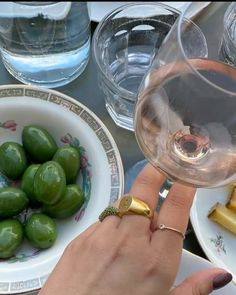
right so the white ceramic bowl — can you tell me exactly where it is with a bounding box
[0,85,124,294]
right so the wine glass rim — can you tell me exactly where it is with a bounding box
[177,5,236,96]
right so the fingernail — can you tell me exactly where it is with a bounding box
[213,272,233,290]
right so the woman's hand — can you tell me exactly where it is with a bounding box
[39,163,232,295]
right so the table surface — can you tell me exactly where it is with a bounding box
[0,2,230,261]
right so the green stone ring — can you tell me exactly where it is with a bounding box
[99,206,120,222]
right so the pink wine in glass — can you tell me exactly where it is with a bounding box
[135,58,236,187]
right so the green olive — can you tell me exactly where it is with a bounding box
[22,125,57,163]
[0,142,27,179]
[21,164,41,207]
[34,161,66,205]
[53,145,80,184]
[0,219,23,258]
[43,184,85,219]
[25,213,57,249]
[0,187,29,218]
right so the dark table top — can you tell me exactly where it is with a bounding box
[0,2,230,261]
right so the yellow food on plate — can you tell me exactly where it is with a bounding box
[226,186,236,212]
[208,202,236,234]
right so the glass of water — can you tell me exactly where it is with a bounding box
[0,2,90,88]
[219,2,236,66]
[92,3,180,131]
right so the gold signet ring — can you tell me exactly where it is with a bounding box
[118,195,153,219]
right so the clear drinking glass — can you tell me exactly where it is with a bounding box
[134,3,236,188]
[0,2,90,88]
[219,2,236,66]
[92,3,180,131]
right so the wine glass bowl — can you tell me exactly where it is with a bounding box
[134,3,236,188]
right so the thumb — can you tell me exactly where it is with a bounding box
[170,268,232,295]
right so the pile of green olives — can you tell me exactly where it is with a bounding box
[0,125,85,259]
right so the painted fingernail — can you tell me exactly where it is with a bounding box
[213,272,233,290]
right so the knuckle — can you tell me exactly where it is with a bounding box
[167,188,191,210]
[145,251,177,281]
[142,252,162,277]
[143,260,159,277]
[135,173,156,187]
[167,194,186,210]
[65,236,84,254]
[86,235,107,253]
[85,231,128,256]
[66,233,108,256]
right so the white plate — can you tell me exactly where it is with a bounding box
[3,247,235,295]
[0,85,124,294]
[89,2,211,22]
[190,186,236,283]
[26,249,236,295]
[176,249,236,294]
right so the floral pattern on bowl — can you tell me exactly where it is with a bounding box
[0,120,17,131]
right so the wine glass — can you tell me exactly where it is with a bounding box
[134,3,236,188]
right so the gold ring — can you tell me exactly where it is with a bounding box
[158,223,185,239]
[118,195,153,219]
[99,206,120,222]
